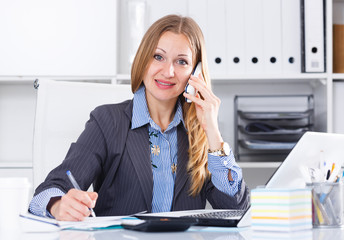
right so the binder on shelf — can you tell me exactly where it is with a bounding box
[262,0,282,74]
[119,0,147,75]
[281,0,301,73]
[226,0,246,74]
[244,0,264,74]
[147,0,187,26]
[333,24,344,73]
[187,0,207,42]
[206,0,227,77]
[301,0,326,73]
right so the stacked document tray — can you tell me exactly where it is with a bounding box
[234,95,314,162]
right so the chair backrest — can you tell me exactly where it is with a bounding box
[32,79,133,189]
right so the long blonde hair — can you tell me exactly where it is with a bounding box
[131,14,211,196]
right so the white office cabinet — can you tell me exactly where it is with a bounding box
[0,0,340,191]
[0,84,36,163]
[0,0,117,76]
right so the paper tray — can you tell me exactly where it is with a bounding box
[239,140,296,150]
[238,125,308,136]
[238,109,313,120]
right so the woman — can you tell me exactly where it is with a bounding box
[29,14,249,221]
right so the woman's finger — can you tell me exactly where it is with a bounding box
[55,189,94,221]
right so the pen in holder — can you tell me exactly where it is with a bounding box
[306,182,344,228]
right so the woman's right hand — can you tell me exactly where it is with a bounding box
[50,189,98,221]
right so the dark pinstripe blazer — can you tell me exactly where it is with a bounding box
[34,99,250,216]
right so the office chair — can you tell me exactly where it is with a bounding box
[32,79,133,189]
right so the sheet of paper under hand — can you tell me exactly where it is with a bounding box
[20,213,126,232]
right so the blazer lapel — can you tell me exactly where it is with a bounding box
[126,126,153,212]
[125,101,153,212]
[174,124,189,199]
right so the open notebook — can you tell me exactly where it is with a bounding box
[19,213,125,231]
[136,131,344,227]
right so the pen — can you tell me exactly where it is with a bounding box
[330,163,335,174]
[66,170,96,217]
[326,169,331,180]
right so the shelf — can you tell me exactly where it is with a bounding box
[0,72,329,84]
[117,73,328,82]
[117,74,131,81]
[0,161,33,168]
[212,73,328,81]
[0,76,116,84]
[332,74,344,80]
[238,162,281,168]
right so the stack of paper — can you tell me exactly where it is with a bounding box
[251,188,312,231]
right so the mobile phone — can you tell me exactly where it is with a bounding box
[185,62,202,103]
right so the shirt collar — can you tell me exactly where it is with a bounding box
[131,85,185,131]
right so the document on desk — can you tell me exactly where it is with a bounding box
[19,212,127,232]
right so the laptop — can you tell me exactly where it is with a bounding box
[136,132,344,227]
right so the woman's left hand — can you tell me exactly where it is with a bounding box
[183,74,223,149]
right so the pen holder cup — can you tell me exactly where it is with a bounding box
[306,182,344,228]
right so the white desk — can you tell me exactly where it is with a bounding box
[3,226,344,240]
